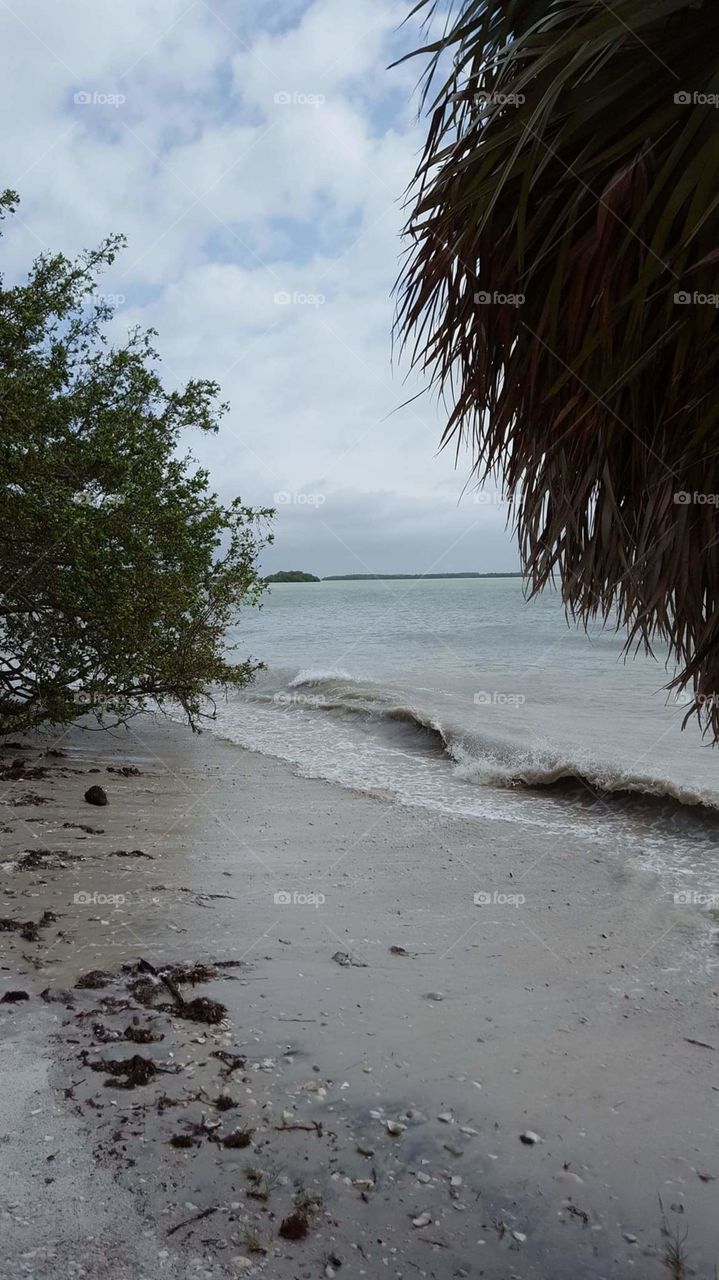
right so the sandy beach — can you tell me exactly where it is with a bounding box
[1,716,717,1279]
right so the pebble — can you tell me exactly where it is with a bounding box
[416,1172,431,1184]
[437,1112,454,1124]
[412,1212,433,1228]
[623,1233,638,1244]
[519,1130,541,1145]
[386,1121,406,1136]
[512,1231,527,1243]
[424,992,444,1001]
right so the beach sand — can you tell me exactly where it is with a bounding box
[0,716,717,1279]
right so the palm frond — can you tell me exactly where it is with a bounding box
[397,0,719,736]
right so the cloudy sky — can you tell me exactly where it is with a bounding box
[2,0,519,576]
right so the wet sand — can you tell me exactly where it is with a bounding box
[1,716,717,1279]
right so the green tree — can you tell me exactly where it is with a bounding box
[0,191,272,734]
[265,570,320,583]
[397,1,719,735]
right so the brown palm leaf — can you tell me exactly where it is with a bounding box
[396,0,719,736]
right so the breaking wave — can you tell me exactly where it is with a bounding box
[247,669,719,815]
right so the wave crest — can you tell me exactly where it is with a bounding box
[250,669,719,815]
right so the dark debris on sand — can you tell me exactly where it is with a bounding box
[84,1052,178,1089]
[10,791,53,806]
[215,1093,237,1111]
[164,962,218,984]
[0,911,56,942]
[129,977,162,1007]
[84,785,108,806]
[0,762,48,782]
[168,995,227,1025]
[18,847,80,870]
[41,986,75,1006]
[125,958,228,1023]
[75,970,113,990]
[220,1127,254,1149]
[41,951,298,1257]
[125,1022,164,1044]
[170,1134,199,1149]
[279,1193,323,1241]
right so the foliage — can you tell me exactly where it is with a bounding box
[264,570,320,583]
[0,191,273,734]
[396,0,719,735]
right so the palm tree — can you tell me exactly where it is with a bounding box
[396,0,719,735]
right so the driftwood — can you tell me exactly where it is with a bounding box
[167,1207,217,1236]
[134,958,227,1024]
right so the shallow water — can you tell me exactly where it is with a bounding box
[218,578,719,899]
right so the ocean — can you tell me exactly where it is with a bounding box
[217,577,719,901]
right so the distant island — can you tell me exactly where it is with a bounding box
[322,572,523,581]
[264,570,320,583]
[264,571,523,583]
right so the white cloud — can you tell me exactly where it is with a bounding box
[0,0,518,573]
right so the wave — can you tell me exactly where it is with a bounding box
[244,669,719,816]
[454,749,719,813]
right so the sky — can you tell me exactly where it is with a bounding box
[1,0,520,577]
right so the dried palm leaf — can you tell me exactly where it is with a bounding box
[396,0,719,735]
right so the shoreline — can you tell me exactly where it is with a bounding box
[1,716,717,1278]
